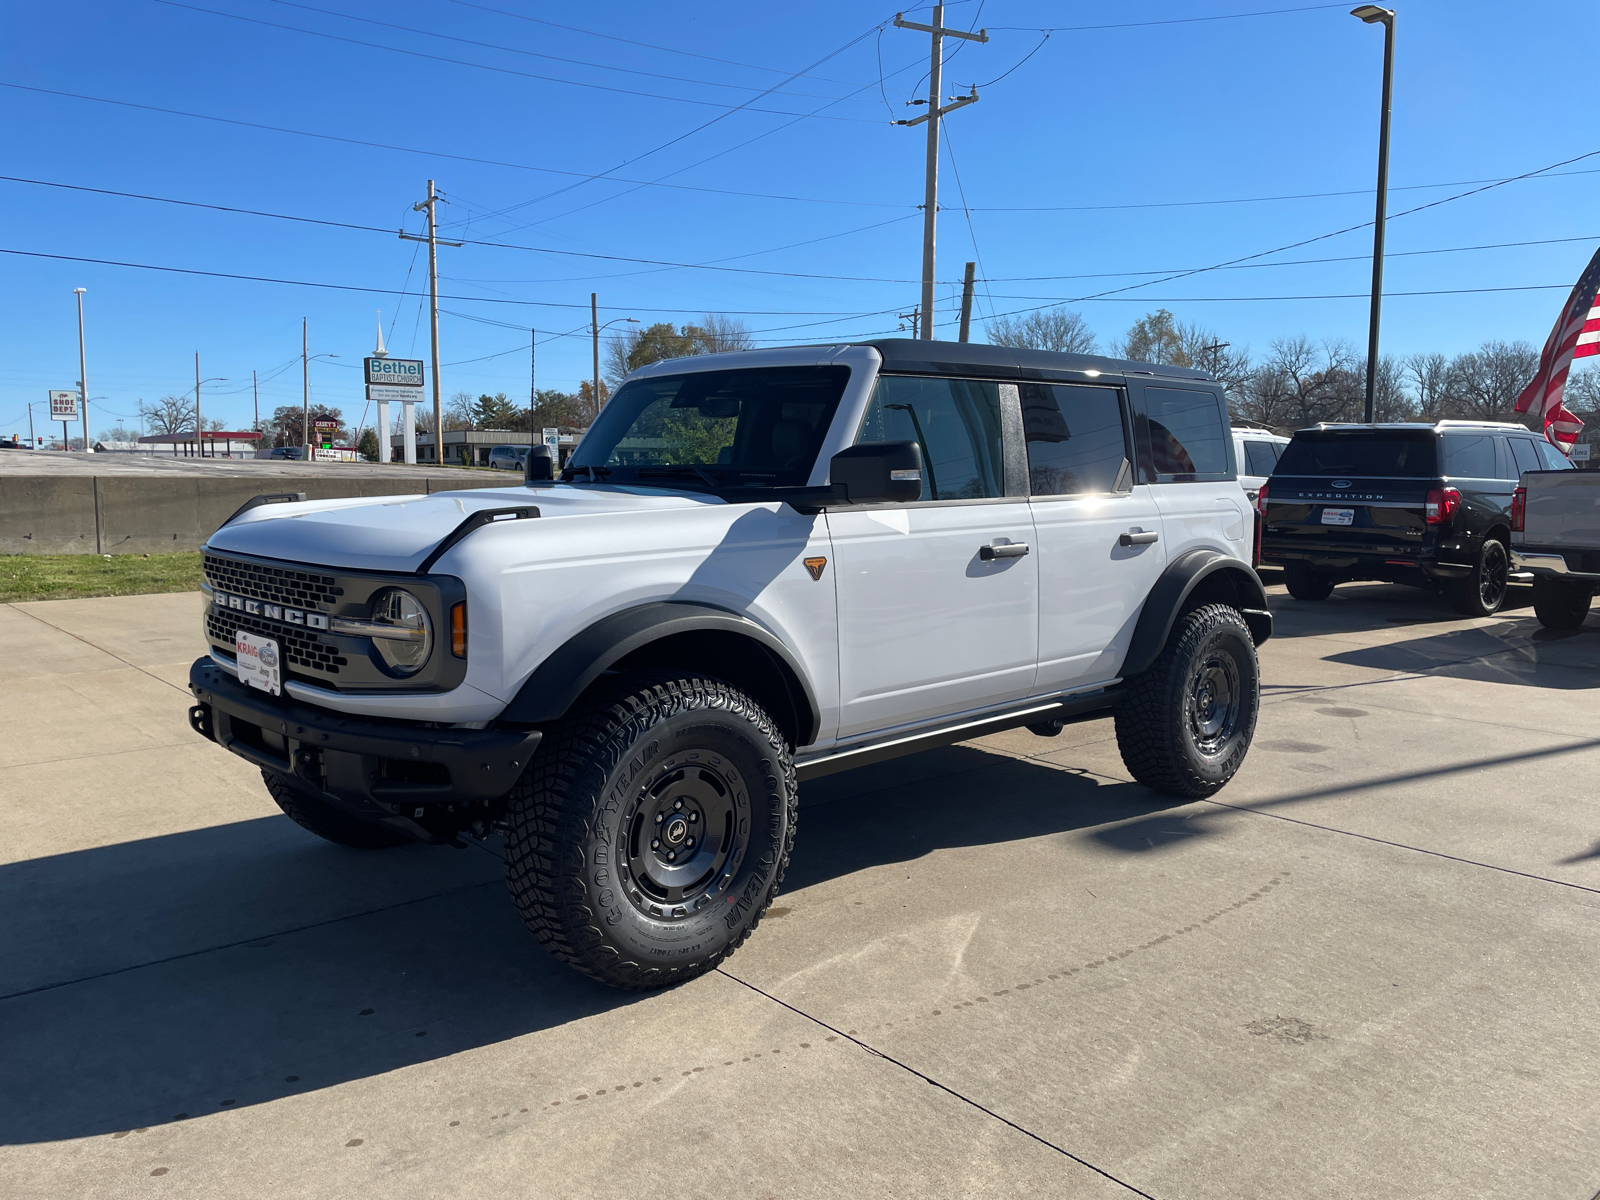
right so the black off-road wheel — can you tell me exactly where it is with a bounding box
[1532,576,1593,630]
[1115,604,1261,799]
[503,673,797,991]
[1284,564,1335,601]
[1451,536,1510,617]
[262,769,410,849]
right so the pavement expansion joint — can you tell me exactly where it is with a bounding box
[716,967,1164,1200]
[6,602,192,696]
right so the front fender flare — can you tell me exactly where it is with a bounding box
[497,601,822,746]
[1123,550,1271,678]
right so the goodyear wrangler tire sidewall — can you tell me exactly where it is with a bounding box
[587,706,788,970]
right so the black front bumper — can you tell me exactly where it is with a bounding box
[188,657,540,839]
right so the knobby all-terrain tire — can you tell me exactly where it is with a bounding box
[1115,604,1261,799]
[1284,564,1335,602]
[502,672,797,991]
[262,769,409,849]
[1451,536,1511,617]
[1532,576,1593,630]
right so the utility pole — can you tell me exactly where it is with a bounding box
[530,327,536,415]
[957,262,976,343]
[400,181,461,463]
[195,352,204,457]
[28,402,36,450]
[252,369,259,435]
[591,293,601,415]
[1203,341,1231,376]
[73,288,89,451]
[302,319,309,453]
[895,6,986,340]
[898,308,921,340]
[1353,6,1396,423]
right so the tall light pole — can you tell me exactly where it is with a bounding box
[590,298,638,418]
[73,288,89,451]
[193,358,228,458]
[300,323,339,459]
[1352,5,1396,423]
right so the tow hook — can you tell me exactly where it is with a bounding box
[293,747,325,789]
[188,704,216,743]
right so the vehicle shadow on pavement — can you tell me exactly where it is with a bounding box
[1267,581,1536,640]
[0,744,1167,1146]
[1320,618,1600,687]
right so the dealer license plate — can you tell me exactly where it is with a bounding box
[1320,507,1355,526]
[235,630,282,696]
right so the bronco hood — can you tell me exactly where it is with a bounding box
[204,484,719,573]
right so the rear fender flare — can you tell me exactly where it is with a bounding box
[1124,550,1271,677]
[497,601,821,748]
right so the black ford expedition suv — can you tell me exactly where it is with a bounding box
[1260,420,1573,615]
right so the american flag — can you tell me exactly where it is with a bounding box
[1515,243,1600,451]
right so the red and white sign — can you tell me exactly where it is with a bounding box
[235,630,281,696]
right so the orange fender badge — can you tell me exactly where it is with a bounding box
[803,557,828,581]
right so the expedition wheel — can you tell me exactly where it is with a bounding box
[503,673,796,990]
[262,769,409,849]
[1115,604,1261,799]
[1532,576,1593,630]
[1451,537,1510,617]
[1284,564,1334,601]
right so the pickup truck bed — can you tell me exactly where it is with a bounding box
[1511,469,1599,628]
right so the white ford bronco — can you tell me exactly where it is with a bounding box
[188,339,1271,989]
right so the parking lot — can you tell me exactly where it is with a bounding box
[2,580,1596,1199]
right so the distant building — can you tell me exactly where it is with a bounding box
[137,431,263,458]
[392,429,581,467]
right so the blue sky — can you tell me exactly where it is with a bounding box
[2,0,1596,438]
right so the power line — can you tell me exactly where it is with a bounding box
[261,0,876,106]
[0,248,904,315]
[442,0,868,87]
[1,82,912,210]
[990,3,1348,33]
[147,0,877,123]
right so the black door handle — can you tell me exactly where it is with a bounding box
[980,542,1030,560]
[1119,530,1160,547]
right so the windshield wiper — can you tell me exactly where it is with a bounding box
[634,465,723,489]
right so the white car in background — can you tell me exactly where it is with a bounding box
[1233,424,1290,504]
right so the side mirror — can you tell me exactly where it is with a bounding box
[829,440,923,504]
[525,444,556,484]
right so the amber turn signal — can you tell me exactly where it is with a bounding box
[450,602,467,658]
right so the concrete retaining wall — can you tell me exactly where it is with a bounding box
[1,474,512,555]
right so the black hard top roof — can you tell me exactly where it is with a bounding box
[859,338,1216,386]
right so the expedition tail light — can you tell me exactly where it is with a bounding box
[451,602,468,658]
[1256,481,1269,514]
[1424,486,1461,526]
[1510,485,1526,532]
[1252,483,1266,568]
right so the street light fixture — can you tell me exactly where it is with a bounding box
[1352,4,1396,423]
[301,351,340,456]
[591,315,639,414]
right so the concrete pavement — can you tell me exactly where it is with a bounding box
[2,583,1597,1198]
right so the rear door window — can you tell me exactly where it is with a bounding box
[1508,438,1542,478]
[1021,383,1128,495]
[857,375,1004,501]
[1244,440,1280,476]
[1442,434,1497,479]
[1138,387,1230,480]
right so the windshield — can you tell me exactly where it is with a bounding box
[567,365,850,489]
[1275,431,1437,478]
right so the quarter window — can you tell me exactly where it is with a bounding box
[857,375,1004,500]
[1140,387,1230,479]
[1534,438,1575,470]
[1021,383,1128,496]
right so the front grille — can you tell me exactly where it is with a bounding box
[208,609,349,676]
[204,554,343,610]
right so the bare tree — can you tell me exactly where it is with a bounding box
[139,395,193,435]
[1243,337,1363,431]
[1566,365,1600,413]
[1442,340,1538,425]
[603,315,753,389]
[1370,354,1416,423]
[985,310,1098,355]
[691,313,755,354]
[1404,353,1450,421]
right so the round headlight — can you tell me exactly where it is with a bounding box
[369,588,432,675]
